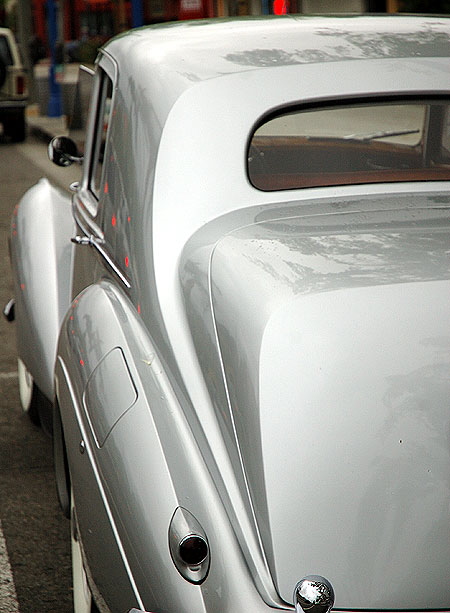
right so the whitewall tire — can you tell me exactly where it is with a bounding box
[17,357,34,412]
[17,357,40,425]
[71,491,94,613]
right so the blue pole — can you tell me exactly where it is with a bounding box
[131,0,144,27]
[47,0,62,117]
[262,0,270,14]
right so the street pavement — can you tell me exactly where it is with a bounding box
[27,107,68,142]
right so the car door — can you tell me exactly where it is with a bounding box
[55,56,141,611]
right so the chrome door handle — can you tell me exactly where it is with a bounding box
[71,235,92,246]
[71,234,106,248]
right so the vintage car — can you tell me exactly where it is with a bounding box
[5,14,450,613]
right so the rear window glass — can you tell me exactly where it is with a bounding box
[0,35,13,65]
[248,99,450,191]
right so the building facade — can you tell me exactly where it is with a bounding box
[29,0,400,50]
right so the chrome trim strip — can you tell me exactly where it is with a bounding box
[92,238,131,289]
[0,100,27,108]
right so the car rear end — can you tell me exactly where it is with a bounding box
[0,27,28,141]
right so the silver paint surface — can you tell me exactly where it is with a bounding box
[8,15,450,613]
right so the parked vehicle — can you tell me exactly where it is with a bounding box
[6,15,450,613]
[0,27,27,141]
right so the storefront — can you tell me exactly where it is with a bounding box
[30,0,394,52]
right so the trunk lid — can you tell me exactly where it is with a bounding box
[210,202,450,609]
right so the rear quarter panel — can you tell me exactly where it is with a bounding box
[55,280,276,613]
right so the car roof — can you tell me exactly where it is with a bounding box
[104,14,450,83]
[102,14,450,129]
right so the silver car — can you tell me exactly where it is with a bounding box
[6,14,450,613]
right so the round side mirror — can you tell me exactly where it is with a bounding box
[48,136,83,167]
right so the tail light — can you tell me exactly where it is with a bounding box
[169,507,210,584]
[16,75,25,95]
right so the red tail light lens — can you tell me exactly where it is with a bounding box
[169,507,210,584]
[179,535,208,566]
[16,75,25,95]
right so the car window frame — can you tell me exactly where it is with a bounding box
[247,95,450,192]
[89,71,113,201]
[72,54,131,289]
[74,53,117,218]
[0,34,13,66]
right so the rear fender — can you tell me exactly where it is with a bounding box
[55,281,209,611]
[55,281,275,612]
[55,282,158,611]
[10,178,74,400]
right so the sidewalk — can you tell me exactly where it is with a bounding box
[26,61,79,142]
[26,104,68,142]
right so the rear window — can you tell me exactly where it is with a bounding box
[248,99,450,191]
[0,35,13,66]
